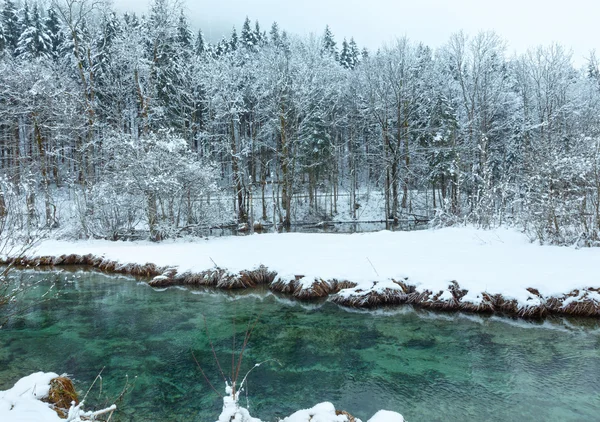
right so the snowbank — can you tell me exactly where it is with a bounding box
[217,386,404,422]
[0,372,62,422]
[14,226,600,316]
[0,373,117,422]
[278,402,404,421]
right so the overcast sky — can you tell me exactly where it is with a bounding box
[114,0,598,66]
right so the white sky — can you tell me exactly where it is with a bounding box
[113,0,599,67]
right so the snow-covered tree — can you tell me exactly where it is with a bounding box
[322,25,337,60]
[240,16,257,50]
[16,3,51,58]
[1,0,20,53]
[194,28,205,55]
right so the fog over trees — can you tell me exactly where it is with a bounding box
[1,0,600,244]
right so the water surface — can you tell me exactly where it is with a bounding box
[1,271,599,421]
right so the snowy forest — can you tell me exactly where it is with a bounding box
[1,0,600,245]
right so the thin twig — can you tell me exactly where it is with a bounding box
[234,308,265,384]
[238,358,281,392]
[231,302,236,390]
[366,257,380,277]
[202,314,226,382]
[192,351,223,398]
[83,367,105,402]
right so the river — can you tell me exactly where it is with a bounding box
[1,270,599,421]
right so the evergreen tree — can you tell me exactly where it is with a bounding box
[195,29,205,55]
[16,3,51,58]
[229,27,238,51]
[240,17,257,49]
[254,20,264,46]
[1,0,19,53]
[299,111,333,181]
[148,0,182,130]
[45,6,64,60]
[176,11,192,50]
[215,37,229,56]
[349,38,360,67]
[269,21,280,46]
[17,1,30,33]
[123,12,139,28]
[339,38,351,69]
[322,25,338,59]
[0,20,5,53]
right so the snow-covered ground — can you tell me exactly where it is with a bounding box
[27,226,600,309]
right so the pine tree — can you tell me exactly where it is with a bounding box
[98,11,119,50]
[18,1,31,33]
[0,20,5,53]
[195,29,205,55]
[16,3,51,58]
[322,25,338,60]
[229,27,238,51]
[254,20,264,46]
[349,38,360,68]
[215,37,229,56]
[123,12,139,28]
[240,17,257,49]
[339,38,351,69]
[176,11,192,50]
[269,21,280,46]
[45,6,64,60]
[148,0,182,130]
[2,0,20,53]
[95,11,120,74]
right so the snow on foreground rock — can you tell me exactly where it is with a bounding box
[28,227,600,312]
[218,386,404,422]
[0,372,61,422]
[0,372,116,422]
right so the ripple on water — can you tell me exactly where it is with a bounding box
[1,271,599,422]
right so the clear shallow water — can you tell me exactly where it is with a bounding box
[1,271,600,422]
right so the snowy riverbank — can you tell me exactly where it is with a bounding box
[9,226,600,317]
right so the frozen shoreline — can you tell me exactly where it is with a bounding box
[5,226,600,318]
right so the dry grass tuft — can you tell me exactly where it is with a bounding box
[332,286,409,308]
[43,376,79,418]
[270,277,357,300]
[559,289,600,317]
[269,278,297,294]
[392,278,415,294]
[336,409,357,422]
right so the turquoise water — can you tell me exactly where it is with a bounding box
[1,270,600,421]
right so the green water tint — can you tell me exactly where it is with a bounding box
[1,271,600,421]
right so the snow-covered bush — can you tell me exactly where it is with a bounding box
[80,130,221,240]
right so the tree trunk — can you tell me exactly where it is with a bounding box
[279,107,291,227]
[34,117,53,227]
[230,118,246,223]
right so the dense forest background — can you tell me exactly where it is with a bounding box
[1,0,600,245]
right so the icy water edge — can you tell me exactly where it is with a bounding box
[1,271,599,422]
